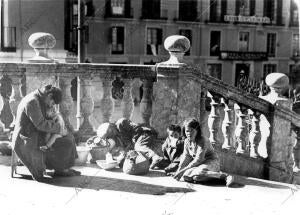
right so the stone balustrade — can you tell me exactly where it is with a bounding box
[0,34,299,184]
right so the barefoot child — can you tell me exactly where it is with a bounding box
[158,124,184,175]
[40,107,67,152]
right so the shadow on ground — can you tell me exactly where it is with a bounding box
[15,173,195,195]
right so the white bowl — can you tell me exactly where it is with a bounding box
[96,160,118,170]
[75,146,91,165]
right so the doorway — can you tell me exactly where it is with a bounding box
[235,63,250,87]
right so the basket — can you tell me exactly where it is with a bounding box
[90,146,110,163]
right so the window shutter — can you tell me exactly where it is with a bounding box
[157,29,162,45]
[249,0,255,16]
[235,0,240,15]
[125,0,131,18]
[221,0,227,21]
[276,0,282,25]
[210,0,217,21]
[117,27,124,44]
[108,27,113,44]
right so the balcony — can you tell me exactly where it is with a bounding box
[0,27,16,52]
[0,34,300,185]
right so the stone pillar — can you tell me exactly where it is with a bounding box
[100,77,114,123]
[234,103,247,154]
[140,79,154,125]
[58,76,74,133]
[78,77,95,139]
[221,98,233,150]
[0,75,13,132]
[121,79,134,120]
[260,73,294,183]
[248,110,261,158]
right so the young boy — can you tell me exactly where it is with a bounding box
[160,124,184,175]
[40,107,67,152]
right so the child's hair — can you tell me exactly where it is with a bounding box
[182,118,202,142]
[167,124,181,134]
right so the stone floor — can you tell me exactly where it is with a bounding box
[0,154,300,215]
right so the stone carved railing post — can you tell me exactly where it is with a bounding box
[248,110,261,158]
[100,77,114,123]
[260,73,294,183]
[58,76,74,133]
[221,98,233,150]
[234,104,247,154]
[9,74,24,128]
[140,79,154,125]
[78,76,95,138]
[121,79,134,119]
[207,91,220,146]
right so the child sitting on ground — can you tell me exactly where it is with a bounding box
[157,124,184,175]
[40,106,67,152]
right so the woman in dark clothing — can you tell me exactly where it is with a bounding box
[12,85,79,182]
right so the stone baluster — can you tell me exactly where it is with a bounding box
[100,77,114,123]
[9,74,24,128]
[292,127,300,173]
[234,103,247,154]
[207,91,220,146]
[0,75,13,132]
[78,76,95,138]
[121,79,134,119]
[248,110,261,158]
[257,114,270,158]
[221,98,233,150]
[140,79,154,125]
[58,76,74,133]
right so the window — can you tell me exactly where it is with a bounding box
[235,0,255,16]
[105,0,132,18]
[267,33,276,57]
[179,29,192,55]
[111,26,124,54]
[263,64,277,79]
[210,0,227,22]
[263,0,275,21]
[290,0,299,26]
[178,0,197,22]
[0,0,16,52]
[142,0,161,19]
[146,28,162,55]
[292,34,300,57]
[238,32,249,51]
[207,64,222,80]
[210,31,221,56]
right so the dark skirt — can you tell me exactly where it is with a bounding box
[45,133,77,171]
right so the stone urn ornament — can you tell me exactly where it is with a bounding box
[159,35,190,65]
[28,32,56,63]
[259,72,290,106]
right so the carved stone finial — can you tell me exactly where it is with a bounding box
[28,32,56,63]
[159,35,190,66]
[259,73,289,105]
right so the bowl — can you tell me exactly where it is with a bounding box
[75,146,91,165]
[96,160,118,170]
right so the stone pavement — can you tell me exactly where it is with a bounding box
[0,154,299,215]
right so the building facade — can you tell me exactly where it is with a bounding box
[0,0,299,87]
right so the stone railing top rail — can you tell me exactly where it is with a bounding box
[156,64,274,116]
[0,62,157,80]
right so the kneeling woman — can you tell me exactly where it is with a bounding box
[173,118,233,186]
